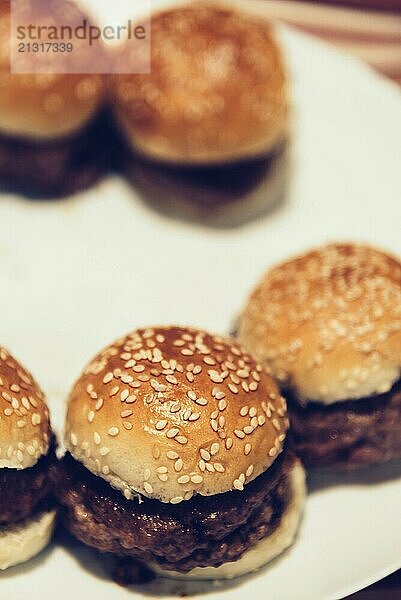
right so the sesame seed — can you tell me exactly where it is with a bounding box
[210,442,219,455]
[144,482,153,494]
[144,468,151,480]
[269,447,278,457]
[240,406,249,417]
[31,413,41,426]
[210,419,218,432]
[121,410,133,418]
[187,391,197,401]
[70,433,78,446]
[108,427,119,437]
[245,443,252,455]
[214,463,225,472]
[234,429,245,439]
[233,479,244,491]
[258,415,266,426]
[120,389,129,402]
[155,419,168,430]
[209,371,223,383]
[218,399,227,411]
[170,496,184,504]
[17,420,25,428]
[200,449,211,461]
[249,407,257,418]
[102,465,110,475]
[206,463,215,472]
[272,418,281,431]
[226,438,233,450]
[246,465,254,477]
[158,474,168,482]
[156,466,168,474]
[100,447,110,456]
[228,384,238,394]
[166,428,179,438]
[167,450,179,460]
[204,356,216,365]
[196,397,208,406]
[178,475,190,484]
[94,432,101,445]
[95,398,104,410]
[87,411,95,423]
[123,422,133,430]
[189,412,200,421]
[174,459,183,472]
[199,460,206,471]
[191,475,203,484]
[176,436,188,444]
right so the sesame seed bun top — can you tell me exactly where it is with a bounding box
[238,244,401,405]
[0,347,51,469]
[65,326,288,505]
[0,0,105,140]
[111,3,287,165]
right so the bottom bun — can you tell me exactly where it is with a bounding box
[152,461,306,581]
[0,510,56,571]
[125,141,289,229]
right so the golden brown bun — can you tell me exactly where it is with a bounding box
[0,1,105,139]
[0,347,51,469]
[65,326,288,504]
[238,244,401,404]
[111,3,288,165]
[152,461,306,580]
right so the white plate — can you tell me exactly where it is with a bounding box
[1,1,401,598]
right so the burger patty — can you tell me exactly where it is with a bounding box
[0,442,56,526]
[52,446,295,572]
[288,379,401,468]
[0,111,116,198]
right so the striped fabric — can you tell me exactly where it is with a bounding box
[260,1,401,84]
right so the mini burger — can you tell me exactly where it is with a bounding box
[110,4,289,225]
[55,326,305,581]
[0,0,107,198]
[0,346,56,570]
[237,243,401,469]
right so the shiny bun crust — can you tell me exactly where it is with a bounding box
[65,326,288,504]
[153,461,306,580]
[238,244,401,404]
[0,1,104,139]
[0,347,51,469]
[112,4,287,165]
